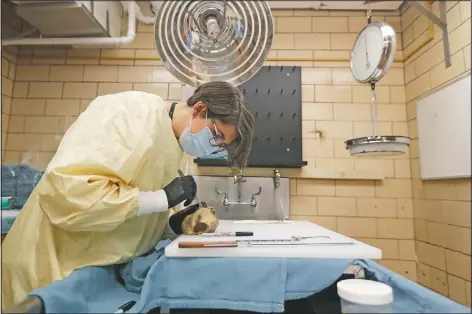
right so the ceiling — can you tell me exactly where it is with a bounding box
[134,1,405,15]
[269,1,404,11]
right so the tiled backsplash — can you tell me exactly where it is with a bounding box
[1,1,470,307]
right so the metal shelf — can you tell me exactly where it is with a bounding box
[406,1,451,67]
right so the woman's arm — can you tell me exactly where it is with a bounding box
[37,92,169,232]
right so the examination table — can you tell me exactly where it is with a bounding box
[3,165,470,313]
[5,238,471,314]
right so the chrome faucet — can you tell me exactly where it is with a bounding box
[215,186,230,209]
[215,184,262,209]
[249,186,262,207]
[234,169,246,202]
[274,169,280,188]
[223,194,231,208]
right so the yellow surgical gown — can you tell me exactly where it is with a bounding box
[1,91,183,308]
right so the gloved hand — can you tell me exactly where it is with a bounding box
[168,202,219,235]
[163,175,197,208]
[168,202,205,234]
[181,206,219,235]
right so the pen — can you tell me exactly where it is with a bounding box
[179,241,238,248]
[114,301,136,313]
[202,232,253,237]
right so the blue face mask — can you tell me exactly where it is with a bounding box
[179,114,221,157]
[198,148,229,160]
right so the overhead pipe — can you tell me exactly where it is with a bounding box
[1,1,137,47]
[135,10,156,25]
[150,1,162,15]
[122,1,156,25]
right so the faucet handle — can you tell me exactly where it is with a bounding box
[216,185,230,209]
[252,186,262,197]
[215,185,227,196]
[249,187,261,209]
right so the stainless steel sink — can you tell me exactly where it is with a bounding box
[192,175,290,220]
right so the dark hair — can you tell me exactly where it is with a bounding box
[187,81,254,168]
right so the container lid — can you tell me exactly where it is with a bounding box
[337,279,393,306]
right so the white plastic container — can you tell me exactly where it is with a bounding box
[337,279,393,313]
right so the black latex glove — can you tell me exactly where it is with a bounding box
[163,176,197,208]
[168,202,207,234]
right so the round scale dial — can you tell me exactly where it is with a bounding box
[350,22,397,83]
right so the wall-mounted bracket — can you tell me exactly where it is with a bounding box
[407,0,451,68]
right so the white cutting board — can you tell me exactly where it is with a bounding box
[165,220,382,259]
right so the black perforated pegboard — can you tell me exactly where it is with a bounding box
[195,65,306,168]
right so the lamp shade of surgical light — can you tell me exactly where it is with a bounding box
[154,0,273,87]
